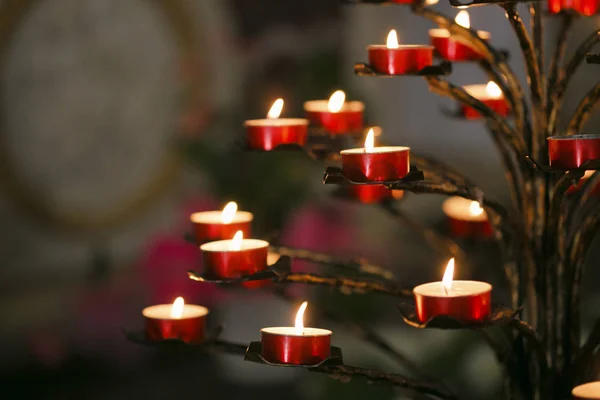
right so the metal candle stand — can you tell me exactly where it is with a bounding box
[398,303,521,329]
[323,166,425,186]
[525,156,600,174]
[587,53,600,64]
[188,255,292,285]
[244,342,344,369]
[354,61,452,77]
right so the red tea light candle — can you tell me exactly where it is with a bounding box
[304,90,364,134]
[244,98,309,151]
[368,29,433,75]
[430,11,490,62]
[547,134,600,169]
[573,381,600,399]
[261,302,332,365]
[340,128,410,182]
[191,201,253,243]
[143,297,209,343]
[442,196,492,238]
[548,0,599,16]
[461,81,510,120]
[413,258,492,323]
[200,230,269,279]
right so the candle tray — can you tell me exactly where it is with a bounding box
[398,303,521,329]
[587,53,600,64]
[188,255,292,284]
[448,0,540,8]
[354,62,452,78]
[323,165,425,186]
[244,341,344,368]
[525,156,600,174]
[124,325,224,348]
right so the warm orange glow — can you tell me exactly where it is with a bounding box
[230,230,243,251]
[221,201,238,224]
[455,10,470,29]
[386,29,399,49]
[469,201,484,217]
[294,301,308,334]
[328,90,345,113]
[486,81,502,98]
[442,258,455,294]
[364,128,375,153]
[267,98,284,119]
[171,297,185,318]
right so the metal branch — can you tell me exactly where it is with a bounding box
[566,82,600,135]
[314,364,457,400]
[573,318,600,384]
[269,245,395,280]
[547,12,576,136]
[548,29,600,134]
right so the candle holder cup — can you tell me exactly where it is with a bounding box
[244,341,343,368]
[398,303,520,329]
[188,255,292,285]
[526,156,600,174]
[354,61,452,78]
[323,165,425,186]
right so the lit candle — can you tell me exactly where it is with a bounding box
[573,381,600,399]
[261,301,332,365]
[548,0,599,16]
[413,258,492,323]
[461,81,510,119]
[304,90,365,134]
[568,170,599,195]
[547,134,600,169]
[200,230,269,280]
[190,201,253,243]
[340,128,410,182]
[244,98,309,151]
[429,11,491,62]
[143,297,209,343]
[442,196,492,238]
[368,29,433,75]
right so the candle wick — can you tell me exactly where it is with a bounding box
[444,286,449,297]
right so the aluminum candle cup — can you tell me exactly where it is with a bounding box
[143,302,209,343]
[429,29,490,61]
[260,327,332,365]
[442,197,492,238]
[573,381,600,399]
[461,83,509,119]
[191,211,253,243]
[200,238,269,279]
[244,118,309,150]
[547,135,600,169]
[304,100,364,134]
[367,44,433,75]
[548,0,599,16]
[413,281,492,323]
[340,146,410,183]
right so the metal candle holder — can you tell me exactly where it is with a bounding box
[244,342,344,368]
[354,61,452,77]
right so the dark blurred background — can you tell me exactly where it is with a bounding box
[0,0,599,399]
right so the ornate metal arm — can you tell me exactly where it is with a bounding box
[566,82,600,135]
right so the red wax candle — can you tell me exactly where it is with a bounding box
[442,196,492,238]
[547,134,600,169]
[548,0,599,16]
[245,99,309,150]
[573,381,600,399]
[340,128,410,182]
[200,232,269,279]
[430,11,490,62]
[413,259,492,323]
[368,29,433,75]
[143,297,209,343]
[461,82,510,120]
[260,302,332,365]
[190,201,252,243]
[304,90,364,134]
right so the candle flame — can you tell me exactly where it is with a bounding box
[486,81,502,99]
[328,90,345,113]
[267,98,284,119]
[294,301,308,334]
[171,297,185,319]
[221,201,238,224]
[230,230,243,251]
[364,128,375,153]
[386,29,399,49]
[442,258,455,295]
[455,11,470,29]
[469,201,484,217]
